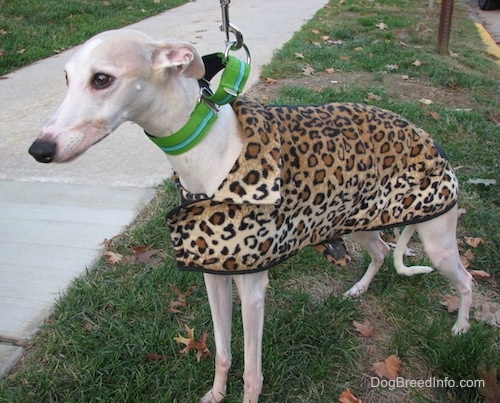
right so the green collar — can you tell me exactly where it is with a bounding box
[147,53,250,156]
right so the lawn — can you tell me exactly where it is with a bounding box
[1,0,499,402]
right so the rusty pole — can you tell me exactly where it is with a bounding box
[437,0,454,54]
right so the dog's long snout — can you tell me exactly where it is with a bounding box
[29,140,57,163]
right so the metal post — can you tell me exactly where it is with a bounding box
[437,0,454,54]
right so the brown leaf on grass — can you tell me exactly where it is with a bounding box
[264,77,278,85]
[103,250,123,266]
[312,29,321,35]
[302,65,315,76]
[478,367,500,402]
[146,353,167,361]
[295,52,305,59]
[474,303,500,328]
[167,285,197,313]
[428,111,440,120]
[353,320,376,337]
[465,237,484,248]
[469,270,491,279]
[127,244,163,266]
[338,388,362,403]
[412,59,422,67]
[196,331,211,362]
[441,294,460,313]
[371,355,402,380]
[0,29,7,35]
[325,67,335,74]
[174,325,211,362]
[460,254,471,269]
[376,22,388,30]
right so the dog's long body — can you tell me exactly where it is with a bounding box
[29,29,473,403]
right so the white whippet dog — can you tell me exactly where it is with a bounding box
[29,29,473,403]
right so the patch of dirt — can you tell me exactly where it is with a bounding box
[247,71,476,110]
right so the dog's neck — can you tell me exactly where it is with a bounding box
[135,75,244,196]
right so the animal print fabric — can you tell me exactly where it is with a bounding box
[166,98,458,274]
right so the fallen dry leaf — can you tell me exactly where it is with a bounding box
[412,59,422,67]
[418,98,433,106]
[167,285,197,313]
[428,111,440,120]
[174,324,211,362]
[465,237,484,248]
[302,65,315,76]
[146,353,167,361]
[103,250,123,266]
[469,270,491,279]
[474,303,500,328]
[441,294,460,313]
[371,355,402,380]
[353,320,376,337]
[338,388,362,403]
[385,64,399,71]
[295,52,305,59]
[325,67,335,74]
[376,22,388,30]
[478,367,500,402]
[312,29,321,35]
[460,254,471,270]
[265,77,278,85]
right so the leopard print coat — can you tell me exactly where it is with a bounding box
[166,97,458,274]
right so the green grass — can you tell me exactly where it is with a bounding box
[0,0,189,76]
[1,0,499,402]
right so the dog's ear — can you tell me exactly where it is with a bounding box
[152,42,205,79]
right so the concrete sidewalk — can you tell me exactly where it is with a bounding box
[0,0,330,377]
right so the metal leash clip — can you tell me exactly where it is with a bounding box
[219,0,250,64]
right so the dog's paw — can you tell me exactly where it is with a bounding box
[343,283,368,298]
[451,319,471,335]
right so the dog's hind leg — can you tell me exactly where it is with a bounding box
[233,270,269,403]
[416,207,473,334]
[202,273,234,403]
[393,225,434,276]
[344,231,390,298]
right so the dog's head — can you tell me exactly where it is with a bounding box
[29,29,205,163]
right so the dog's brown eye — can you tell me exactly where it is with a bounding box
[92,73,114,89]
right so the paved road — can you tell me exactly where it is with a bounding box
[462,0,500,44]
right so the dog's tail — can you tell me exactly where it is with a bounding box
[393,225,434,276]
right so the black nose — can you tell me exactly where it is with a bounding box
[29,140,57,163]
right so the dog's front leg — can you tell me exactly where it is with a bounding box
[233,270,269,403]
[202,273,234,403]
